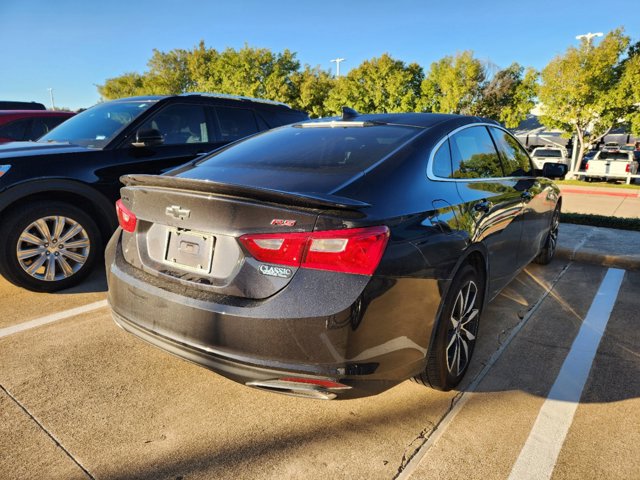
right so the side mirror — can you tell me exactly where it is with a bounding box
[542,162,567,180]
[131,128,163,148]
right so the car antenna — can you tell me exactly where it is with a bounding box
[341,106,359,120]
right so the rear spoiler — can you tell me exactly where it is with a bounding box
[121,174,371,210]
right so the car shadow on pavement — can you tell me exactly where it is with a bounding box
[56,265,107,294]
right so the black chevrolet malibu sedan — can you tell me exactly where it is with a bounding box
[106,111,565,400]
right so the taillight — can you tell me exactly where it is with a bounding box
[239,226,390,276]
[585,162,589,171]
[116,199,137,233]
[626,163,630,173]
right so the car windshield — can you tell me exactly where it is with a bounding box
[196,123,422,173]
[533,149,562,157]
[39,100,155,148]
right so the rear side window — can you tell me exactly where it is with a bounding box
[449,126,504,179]
[0,118,30,141]
[599,152,631,160]
[432,139,453,178]
[489,127,532,177]
[197,124,421,173]
[215,107,258,142]
[533,149,563,158]
[141,104,209,145]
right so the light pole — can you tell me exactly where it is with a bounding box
[330,58,345,77]
[575,32,603,44]
[47,88,56,110]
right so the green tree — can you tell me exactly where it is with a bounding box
[289,65,335,118]
[188,45,300,104]
[325,54,423,115]
[477,63,539,128]
[98,72,146,99]
[419,51,486,114]
[539,29,639,170]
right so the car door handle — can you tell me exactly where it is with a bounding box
[473,200,492,213]
[521,191,533,201]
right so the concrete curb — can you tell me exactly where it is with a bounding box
[556,246,640,271]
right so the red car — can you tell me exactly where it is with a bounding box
[0,110,75,144]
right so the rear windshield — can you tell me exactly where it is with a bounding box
[196,124,422,173]
[599,152,631,160]
[533,149,562,157]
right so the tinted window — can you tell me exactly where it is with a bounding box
[29,118,49,140]
[197,124,420,173]
[215,107,258,142]
[141,104,209,145]
[533,149,563,158]
[40,101,154,148]
[599,152,631,160]
[490,127,532,176]
[0,118,30,141]
[449,126,503,179]
[432,139,453,178]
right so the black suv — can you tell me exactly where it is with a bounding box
[0,93,307,291]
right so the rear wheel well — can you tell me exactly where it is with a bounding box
[465,251,487,294]
[0,191,115,241]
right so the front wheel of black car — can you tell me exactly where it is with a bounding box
[0,201,101,292]
[533,207,560,265]
[416,264,484,391]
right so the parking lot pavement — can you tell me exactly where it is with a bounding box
[0,258,638,479]
[0,265,106,330]
[402,264,640,480]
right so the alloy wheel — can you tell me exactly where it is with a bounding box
[16,215,90,281]
[446,280,479,377]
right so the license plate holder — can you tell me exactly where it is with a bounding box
[164,229,215,274]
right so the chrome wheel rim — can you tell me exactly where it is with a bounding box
[16,216,90,281]
[446,280,479,377]
[548,210,559,255]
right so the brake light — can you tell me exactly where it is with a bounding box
[116,199,137,233]
[239,226,390,275]
[585,162,589,171]
[626,163,631,173]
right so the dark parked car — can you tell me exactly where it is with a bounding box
[0,93,307,291]
[0,101,46,110]
[0,110,75,144]
[106,111,565,400]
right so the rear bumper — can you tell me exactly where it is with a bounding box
[106,231,438,399]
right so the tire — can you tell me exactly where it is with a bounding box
[415,264,484,391]
[533,207,560,265]
[0,201,102,292]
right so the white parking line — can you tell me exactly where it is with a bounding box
[0,300,108,339]
[508,268,625,480]
[397,264,572,479]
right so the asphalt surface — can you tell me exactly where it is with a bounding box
[1,223,639,479]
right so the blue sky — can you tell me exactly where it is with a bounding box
[1,0,638,110]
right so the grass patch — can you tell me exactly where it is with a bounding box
[556,179,640,190]
[561,213,640,231]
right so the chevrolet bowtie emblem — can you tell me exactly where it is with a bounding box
[165,205,191,220]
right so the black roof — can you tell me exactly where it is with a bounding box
[111,93,292,109]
